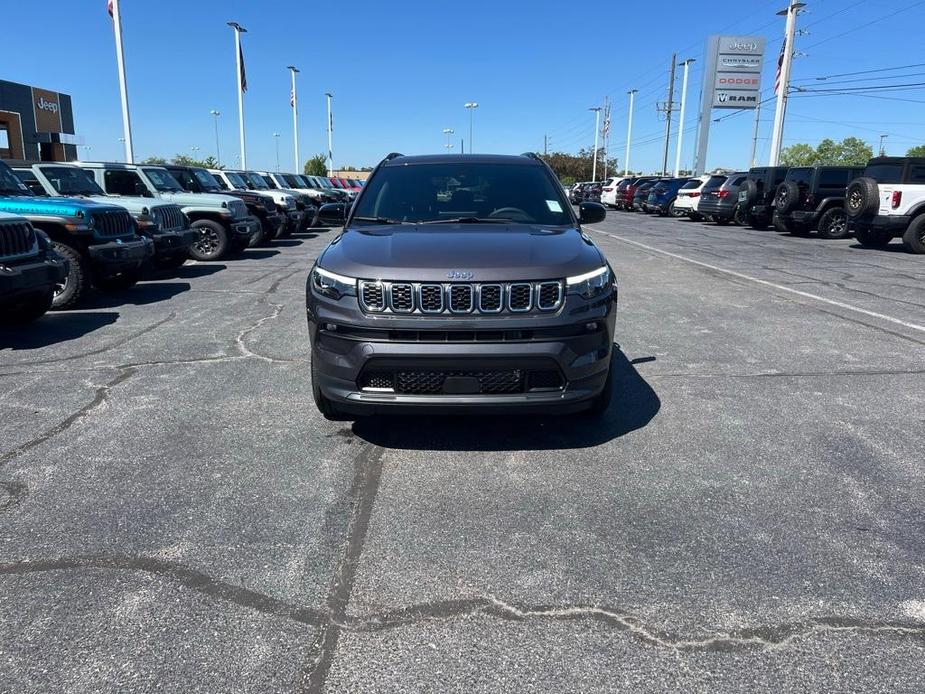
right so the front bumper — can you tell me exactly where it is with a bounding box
[232,216,261,239]
[152,228,198,256]
[87,237,154,274]
[0,252,68,304]
[787,209,818,225]
[307,290,618,414]
[853,214,910,237]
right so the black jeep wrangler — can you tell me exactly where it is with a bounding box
[773,166,864,239]
[164,165,281,246]
[0,212,68,323]
[736,166,789,229]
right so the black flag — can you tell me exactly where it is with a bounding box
[239,43,247,93]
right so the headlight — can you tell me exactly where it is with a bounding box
[566,265,611,299]
[311,266,357,300]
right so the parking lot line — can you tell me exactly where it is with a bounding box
[588,227,925,335]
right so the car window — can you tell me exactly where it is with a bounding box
[908,165,925,183]
[40,166,106,196]
[225,171,249,189]
[105,169,147,196]
[212,175,229,190]
[785,168,813,186]
[192,168,221,191]
[14,169,48,196]
[863,163,903,184]
[704,176,727,188]
[353,161,572,225]
[730,176,746,186]
[818,169,852,189]
[680,180,702,190]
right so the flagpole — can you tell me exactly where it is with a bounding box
[769,1,804,166]
[288,66,300,173]
[228,21,247,170]
[110,0,134,163]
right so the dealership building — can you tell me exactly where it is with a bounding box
[0,79,78,162]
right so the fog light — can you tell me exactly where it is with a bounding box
[585,322,598,331]
[325,323,338,331]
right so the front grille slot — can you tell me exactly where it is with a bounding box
[449,284,473,313]
[359,281,385,311]
[478,284,502,312]
[92,209,133,237]
[537,281,563,310]
[389,283,414,312]
[508,283,532,312]
[420,284,444,313]
[0,221,36,258]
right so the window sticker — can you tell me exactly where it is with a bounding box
[546,199,562,212]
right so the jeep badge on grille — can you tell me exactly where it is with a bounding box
[447,270,474,280]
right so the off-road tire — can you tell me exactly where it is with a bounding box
[189,220,230,261]
[773,215,793,233]
[854,226,892,248]
[739,179,758,207]
[733,205,749,226]
[845,177,880,219]
[775,181,801,214]
[50,242,88,310]
[901,215,925,253]
[248,222,270,247]
[817,208,850,240]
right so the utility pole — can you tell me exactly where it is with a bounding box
[288,66,300,173]
[879,134,887,156]
[769,1,805,166]
[325,92,334,176]
[544,133,548,156]
[750,99,762,167]
[674,59,695,177]
[625,89,637,175]
[227,22,248,169]
[109,0,134,163]
[659,53,677,176]
[589,106,602,182]
[601,96,611,180]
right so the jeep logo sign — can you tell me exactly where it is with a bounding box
[36,97,59,115]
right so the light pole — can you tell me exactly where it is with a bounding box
[589,106,602,182]
[625,89,637,175]
[191,146,200,162]
[879,134,888,156]
[273,132,280,172]
[210,110,221,166]
[288,65,300,172]
[465,102,478,153]
[769,1,805,166]
[108,0,134,163]
[325,92,334,176]
[227,21,248,169]
[674,59,695,177]
[443,128,454,151]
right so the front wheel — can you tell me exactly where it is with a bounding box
[901,215,925,253]
[817,208,849,240]
[733,206,749,226]
[50,242,88,310]
[189,220,230,261]
[854,226,892,248]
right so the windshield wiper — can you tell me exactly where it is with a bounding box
[351,216,408,225]
[418,217,514,225]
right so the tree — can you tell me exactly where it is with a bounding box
[140,156,167,165]
[906,145,925,157]
[170,154,220,169]
[304,153,328,176]
[540,149,619,182]
[780,137,872,167]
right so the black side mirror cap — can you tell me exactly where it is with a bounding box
[318,202,347,225]
[578,201,606,225]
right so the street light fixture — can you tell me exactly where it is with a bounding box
[443,128,455,151]
[589,106,602,182]
[879,134,888,156]
[464,102,478,153]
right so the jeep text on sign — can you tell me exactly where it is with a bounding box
[31,87,63,133]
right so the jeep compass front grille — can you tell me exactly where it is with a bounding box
[355,280,564,316]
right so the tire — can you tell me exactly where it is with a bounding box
[845,177,879,219]
[93,269,141,293]
[248,222,270,247]
[669,200,685,218]
[854,226,892,248]
[739,179,758,207]
[311,355,345,420]
[733,205,749,226]
[2,291,54,324]
[773,214,792,233]
[50,242,88,310]
[775,181,801,214]
[586,358,614,416]
[817,208,850,240]
[901,215,925,253]
[189,220,230,261]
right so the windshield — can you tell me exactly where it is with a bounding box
[41,166,105,196]
[244,172,269,189]
[351,161,572,225]
[863,163,903,184]
[681,179,702,190]
[225,171,248,189]
[0,162,30,194]
[143,168,185,192]
[283,174,304,188]
[316,177,333,188]
[704,175,728,189]
[193,168,221,191]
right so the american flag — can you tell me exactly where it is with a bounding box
[774,39,787,95]
[290,89,295,108]
[238,43,247,93]
[107,0,113,17]
[602,103,611,137]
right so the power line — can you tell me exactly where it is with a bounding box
[794,61,925,82]
[802,0,925,50]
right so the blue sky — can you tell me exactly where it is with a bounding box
[5,0,925,173]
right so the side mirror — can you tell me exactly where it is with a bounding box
[133,182,151,198]
[318,202,347,225]
[578,201,606,225]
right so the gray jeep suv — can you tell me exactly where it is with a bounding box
[306,153,617,418]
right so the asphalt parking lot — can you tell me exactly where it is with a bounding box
[1,214,924,693]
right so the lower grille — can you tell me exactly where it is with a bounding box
[0,221,36,258]
[359,367,564,395]
[92,209,134,237]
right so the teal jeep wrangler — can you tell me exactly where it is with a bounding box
[0,160,152,309]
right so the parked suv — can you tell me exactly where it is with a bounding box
[845,157,925,253]
[0,160,152,309]
[239,171,318,231]
[600,177,625,208]
[82,162,258,261]
[737,166,789,229]
[632,179,660,211]
[698,172,747,225]
[773,166,864,239]
[620,177,656,211]
[645,177,695,216]
[307,152,617,419]
[0,212,67,322]
[14,163,196,269]
[672,176,710,220]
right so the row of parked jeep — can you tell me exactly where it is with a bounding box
[0,161,353,323]
[574,156,925,254]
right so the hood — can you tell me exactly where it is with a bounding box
[85,195,154,213]
[319,225,604,282]
[0,195,123,218]
[157,191,242,209]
